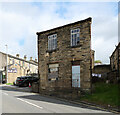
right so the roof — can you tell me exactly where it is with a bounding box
[8,54,38,66]
[36,17,92,35]
[0,51,38,66]
[110,42,120,58]
[94,64,110,67]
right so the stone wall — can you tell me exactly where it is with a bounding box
[92,64,111,74]
[92,64,111,83]
[32,82,39,93]
[37,17,92,94]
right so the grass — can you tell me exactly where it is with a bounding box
[6,83,13,85]
[80,83,120,107]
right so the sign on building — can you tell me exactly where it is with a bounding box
[8,68,17,73]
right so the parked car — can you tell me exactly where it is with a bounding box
[15,76,28,86]
[16,76,39,87]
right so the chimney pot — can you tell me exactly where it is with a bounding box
[30,57,32,61]
[24,55,27,60]
[16,54,19,58]
[35,58,37,62]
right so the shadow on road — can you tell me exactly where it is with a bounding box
[1,85,108,113]
[16,94,107,112]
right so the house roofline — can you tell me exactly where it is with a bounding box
[0,51,38,66]
[110,42,120,59]
[36,17,92,35]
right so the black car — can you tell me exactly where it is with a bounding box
[16,76,28,86]
[18,76,39,87]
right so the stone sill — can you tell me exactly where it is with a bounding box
[46,48,59,53]
[67,44,82,48]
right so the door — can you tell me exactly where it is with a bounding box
[72,65,80,87]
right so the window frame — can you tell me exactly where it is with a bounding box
[71,28,80,46]
[48,63,59,82]
[48,34,57,51]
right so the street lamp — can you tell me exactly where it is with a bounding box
[5,45,8,83]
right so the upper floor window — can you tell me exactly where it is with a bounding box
[71,28,80,46]
[48,34,57,51]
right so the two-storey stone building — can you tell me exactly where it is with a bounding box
[37,17,92,95]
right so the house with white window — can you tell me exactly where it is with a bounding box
[36,17,93,96]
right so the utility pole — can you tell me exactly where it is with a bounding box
[5,45,8,83]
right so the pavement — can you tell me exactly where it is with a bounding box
[2,84,32,92]
[0,85,118,114]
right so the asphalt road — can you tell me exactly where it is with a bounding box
[0,85,113,114]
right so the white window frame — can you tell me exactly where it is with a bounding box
[71,28,80,46]
[48,34,57,51]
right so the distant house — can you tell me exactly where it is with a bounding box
[0,52,38,83]
[92,64,111,83]
[36,17,93,95]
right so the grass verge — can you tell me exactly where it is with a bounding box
[80,83,120,108]
[6,83,13,85]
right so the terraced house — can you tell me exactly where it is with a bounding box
[37,17,93,95]
[0,52,38,83]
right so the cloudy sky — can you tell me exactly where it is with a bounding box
[0,1,119,64]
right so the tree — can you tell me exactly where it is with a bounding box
[94,60,102,63]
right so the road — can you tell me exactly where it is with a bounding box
[0,85,112,114]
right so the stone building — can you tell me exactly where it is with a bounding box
[92,64,111,76]
[0,52,7,83]
[92,64,111,83]
[0,52,38,83]
[37,17,92,95]
[109,42,120,82]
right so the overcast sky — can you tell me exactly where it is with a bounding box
[0,1,119,64]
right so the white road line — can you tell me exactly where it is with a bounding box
[17,98,43,109]
[2,92,8,95]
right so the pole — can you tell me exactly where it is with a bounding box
[5,45,8,83]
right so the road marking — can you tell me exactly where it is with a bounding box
[2,92,8,95]
[17,98,43,109]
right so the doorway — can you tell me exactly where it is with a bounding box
[72,65,80,87]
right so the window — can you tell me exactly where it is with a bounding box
[71,28,80,46]
[48,64,59,81]
[23,61,24,67]
[48,34,57,51]
[12,59,14,64]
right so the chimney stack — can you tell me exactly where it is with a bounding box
[30,57,33,61]
[35,58,37,62]
[16,54,19,58]
[24,55,27,60]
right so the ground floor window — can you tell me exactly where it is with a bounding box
[72,61,80,88]
[48,64,59,81]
